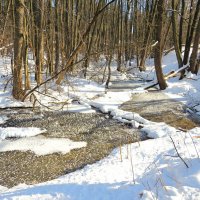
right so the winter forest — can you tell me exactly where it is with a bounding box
[0,0,200,199]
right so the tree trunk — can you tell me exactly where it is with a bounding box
[23,16,30,90]
[12,0,25,100]
[154,0,167,90]
[172,0,183,68]
[139,0,158,71]
[189,16,200,74]
[183,0,200,65]
[33,0,44,85]
[179,0,185,52]
[55,0,60,75]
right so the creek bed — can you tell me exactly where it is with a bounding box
[0,109,140,188]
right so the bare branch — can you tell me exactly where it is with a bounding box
[169,136,189,168]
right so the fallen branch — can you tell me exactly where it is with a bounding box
[144,65,189,90]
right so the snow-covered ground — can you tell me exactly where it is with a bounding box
[0,128,199,199]
[138,51,200,112]
[0,51,200,199]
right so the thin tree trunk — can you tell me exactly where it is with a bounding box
[179,0,185,52]
[13,0,24,100]
[139,0,158,71]
[189,16,200,74]
[183,0,200,65]
[154,0,167,90]
[172,0,183,68]
[33,0,44,85]
[55,0,60,75]
[23,15,30,90]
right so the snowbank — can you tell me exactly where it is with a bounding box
[141,123,178,138]
[0,129,199,199]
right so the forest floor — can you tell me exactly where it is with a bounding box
[0,51,200,199]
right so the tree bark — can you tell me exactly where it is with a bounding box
[12,0,25,100]
[139,0,158,71]
[154,0,167,90]
[33,0,44,85]
[189,16,200,74]
[179,0,185,52]
[183,0,200,65]
[172,0,183,68]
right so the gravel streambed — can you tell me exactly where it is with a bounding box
[0,109,140,188]
[121,91,199,130]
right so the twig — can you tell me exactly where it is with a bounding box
[30,93,63,111]
[187,132,200,159]
[3,76,13,92]
[169,136,189,168]
[34,90,60,101]
[119,144,122,162]
[129,144,135,184]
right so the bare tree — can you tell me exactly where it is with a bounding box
[12,0,25,100]
[154,0,167,90]
[189,16,200,74]
[172,0,183,68]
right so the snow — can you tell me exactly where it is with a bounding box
[141,123,178,138]
[186,71,199,80]
[0,136,87,156]
[0,129,199,199]
[0,115,9,124]
[0,186,7,193]
[0,51,200,199]
[90,88,146,113]
[128,50,200,138]
[0,54,146,114]
[139,51,200,111]
[110,109,150,125]
[90,91,132,113]
[0,127,46,140]
[0,57,31,108]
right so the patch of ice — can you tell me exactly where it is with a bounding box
[0,127,46,140]
[0,136,87,155]
[0,115,9,124]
